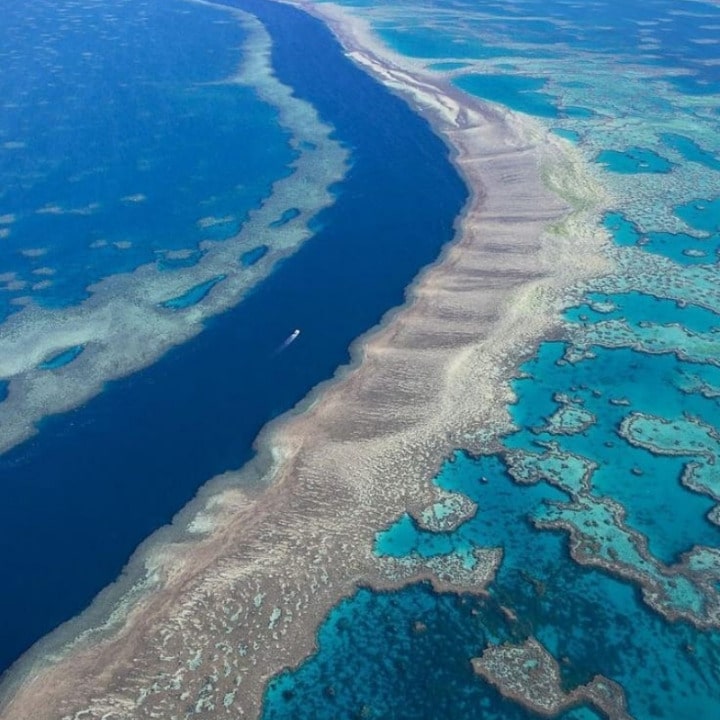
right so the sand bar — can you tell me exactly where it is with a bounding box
[0,1,611,717]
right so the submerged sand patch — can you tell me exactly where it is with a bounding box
[0,1,612,718]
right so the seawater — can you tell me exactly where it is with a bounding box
[0,0,294,320]
[0,0,466,674]
[262,1,720,718]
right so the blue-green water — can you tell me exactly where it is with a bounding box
[453,74,559,118]
[241,244,270,266]
[162,275,226,309]
[37,344,85,370]
[661,133,720,172]
[3,0,720,715]
[0,0,467,678]
[264,582,606,720]
[267,449,720,718]
[261,0,720,718]
[676,198,720,235]
[596,147,673,174]
[269,207,301,228]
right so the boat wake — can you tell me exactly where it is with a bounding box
[273,328,301,355]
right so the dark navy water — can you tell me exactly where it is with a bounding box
[5,0,720,715]
[0,0,466,675]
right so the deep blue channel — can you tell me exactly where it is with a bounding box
[0,0,467,674]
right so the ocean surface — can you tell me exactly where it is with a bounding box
[0,0,294,320]
[0,0,466,674]
[260,1,720,719]
[3,0,720,717]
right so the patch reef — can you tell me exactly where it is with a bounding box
[0,1,611,718]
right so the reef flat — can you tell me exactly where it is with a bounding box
[0,0,610,717]
[263,2,720,717]
[473,637,631,719]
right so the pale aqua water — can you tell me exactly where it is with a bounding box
[2,0,719,714]
[262,0,720,718]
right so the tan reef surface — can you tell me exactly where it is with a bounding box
[0,1,612,718]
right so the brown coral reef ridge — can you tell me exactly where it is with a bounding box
[0,1,611,718]
[473,638,632,719]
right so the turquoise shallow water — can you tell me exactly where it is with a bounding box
[267,450,720,718]
[453,74,558,118]
[240,244,270,266]
[604,210,720,266]
[3,0,720,714]
[596,147,673,174]
[507,342,720,564]
[37,345,84,370]
[262,0,720,717]
[162,275,226,310]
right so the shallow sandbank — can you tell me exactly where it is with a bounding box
[0,1,611,718]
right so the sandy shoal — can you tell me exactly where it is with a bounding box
[0,1,612,718]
